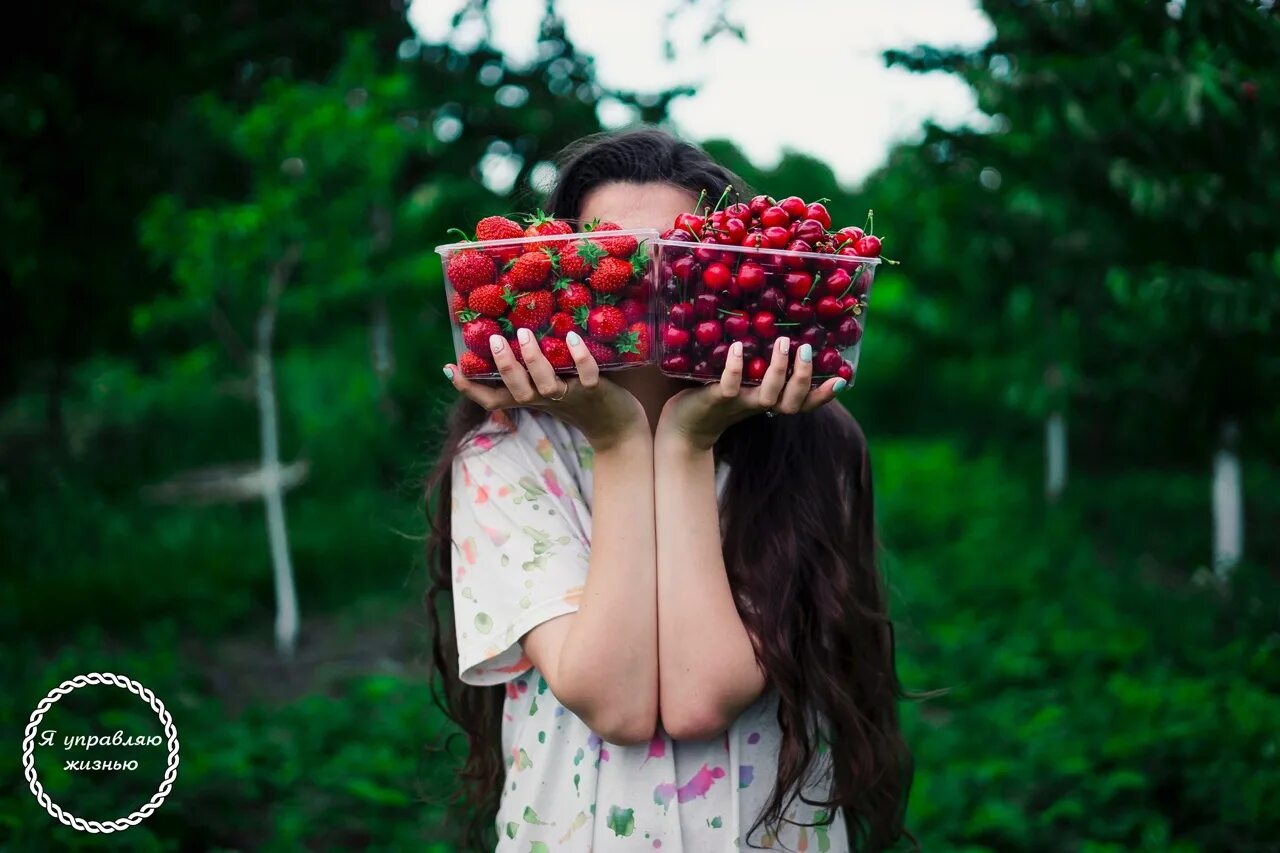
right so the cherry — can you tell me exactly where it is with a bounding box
[854,235,882,258]
[833,315,863,346]
[703,262,732,289]
[740,338,763,360]
[798,325,827,349]
[761,206,790,229]
[813,253,838,274]
[794,219,826,244]
[661,228,695,242]
[805,202,831,229]
[840,295,861,313]
[741,230,765,248]
[725,202,751,220]
[663,324,691,351]
[752,311,779,341]
[757,287,787,315]
[763,226,790,249]
[674,212,705,239]
[815,347,844,375]
[748,195,775,217]
[662,354,692,374]
[723,217,748,245]
[824,268,852,296]
[778,196,808,219]
[693,293,721,320]
[691,360,715,377]
[786,300,815,323]
[745,357,769,383]
[708,342,731,369]
[815,296,844,323]
[695,245,721,265]
[672,255,696,283]
[736,261,766,292]
[661,281,680,301]
[723,312,752,340]
[837,362,854,382]
[834,226,864,248]
[694,319,723,347]
[783,271,814,299]
[668,301,694,329]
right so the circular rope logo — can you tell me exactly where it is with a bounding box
[22,673,180,832]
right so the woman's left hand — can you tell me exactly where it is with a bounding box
[656,336,846,451]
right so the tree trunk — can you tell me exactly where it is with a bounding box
[256,246,302,657]
[1044,363,1067,503]
[1212,420,1243,580]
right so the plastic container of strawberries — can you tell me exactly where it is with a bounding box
[435,227,659,378]
[653,239,879,385]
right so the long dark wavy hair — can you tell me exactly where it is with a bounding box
[424,127,913,851]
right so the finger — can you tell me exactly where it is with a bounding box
[516,327,562,398]
[489,334,538,404]
[444,363,517,411]
[718,340,744,398]
[800,377,846,412]
[565,331,599,388]
[776,342,813,414]
[755,336,790,407]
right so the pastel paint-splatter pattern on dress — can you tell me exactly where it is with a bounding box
[451,409,849,851]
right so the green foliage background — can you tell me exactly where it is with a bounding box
[2,1,1278,850]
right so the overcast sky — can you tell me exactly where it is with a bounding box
[409,0,993,187]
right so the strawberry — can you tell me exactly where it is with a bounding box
[549,311,579,338]
[467,284,510,318]
[446,250,496,294]
[615,321,651,363]
[584,339,617,365]
[475,215,523,242]
[539,336,574,370]
[450,292,467,318]
[618,297,647,325]
[587,221,639,257]
[588,256,635,294]
[507,250,554,291]
[462,317,501,356]
[587,305,627,341]
[523,209,574,251]
[459,351,494,377]
[559,239,607,279]
[507,290,554,331]
[556,281,593,314]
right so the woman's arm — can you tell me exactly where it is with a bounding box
[654,433,766,741]
[522,431,658,745]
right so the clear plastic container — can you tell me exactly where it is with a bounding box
[653,239,879,386]
[436,228,659,378]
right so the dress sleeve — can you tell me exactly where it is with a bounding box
[449,415,592,686]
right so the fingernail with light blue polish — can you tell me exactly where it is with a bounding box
[443,366,455,381]
[566,331,582,347]
[799,344,813,363]
[833,378,848,392]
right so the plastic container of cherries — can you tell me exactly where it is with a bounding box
[436,213,658,378]
[653,193,884,385]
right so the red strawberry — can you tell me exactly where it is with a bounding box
[584,339,617,365]
[559,239,607,279]
[587,221,639,257]
[588,256,636,294]
[459,351,494,377]
[462,318,501,356]
[450,292,467,318]
[446,250,495,294]
[467,284,510,318]
[475,215,523,242]
[587,305,627,341]
[523,210,574,251]
[540,336,574,370]
[548,311,578,337]
[615,322,651,363]
[557,282,593,314]
[508,250,553,291]
[507,291,554,331]
[618,297,648,326]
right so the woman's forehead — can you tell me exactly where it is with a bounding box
[579,181,696,229]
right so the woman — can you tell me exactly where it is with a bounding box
[426,127,911,852]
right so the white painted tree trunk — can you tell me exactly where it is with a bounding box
[256,247,301,657]
[1045,411,1067,502]
[1212,421,1243,580]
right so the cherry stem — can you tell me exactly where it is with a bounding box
[774,322,801,327]
[865,209,875,236]
[717,308,745,317]
[802,272,823,304]
[838,265,866,300]
[834,238,853,252]
[710,185,733,216]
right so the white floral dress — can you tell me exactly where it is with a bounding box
[451,408,848,852]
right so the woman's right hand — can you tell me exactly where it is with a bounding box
[444,328,649,452]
